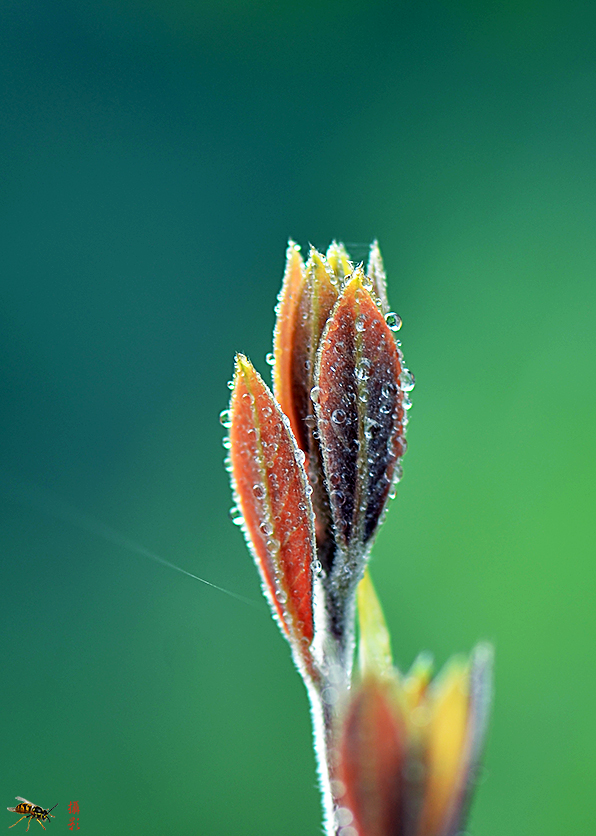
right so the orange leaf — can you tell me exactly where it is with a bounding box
[273,246,341,573]
[274,246,339,455]
[273,241,306,449]
[229,354,316,656]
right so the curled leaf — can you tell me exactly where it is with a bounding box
[273,246,340,571]
[315,270,406,560]
[367,239,390,314]
[357,570,394,679]
[272,241,306,448]
[274,246,339,455]
[326,240,353,282]
[229,354,316,662]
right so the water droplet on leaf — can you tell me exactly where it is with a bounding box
[229,507,244,525]
[385,311,402,331]
[399,369,415,391]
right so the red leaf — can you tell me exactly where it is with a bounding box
[315,273,406,554]
[339,677,406,836]
[229,355,316,656]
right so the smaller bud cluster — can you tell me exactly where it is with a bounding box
[225,241,491,836]
[337,573,492,836]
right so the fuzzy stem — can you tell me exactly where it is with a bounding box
[307,685,339,836]
[304,584,357,836]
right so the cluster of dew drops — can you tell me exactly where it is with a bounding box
[383,309,415,499]
[219,292,415,527]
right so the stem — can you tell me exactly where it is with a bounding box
[305,582,357,836]
[307,680,342,836]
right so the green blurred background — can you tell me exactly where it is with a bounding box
[1,1,595,833]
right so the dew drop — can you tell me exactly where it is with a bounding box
[296,449,306,465]
[328,471,342,487]
[265,352,275,366]
[355,313,366,332]
[331,408,346,425]
[385,311,402,331]
[330,779,346,798]
[331,489,345,506]
[403,395,413,410]
[227,380,234,390]
[260,521,274,536]
[336,808,354,827]
[304,414,317,429]
[310,386,321,403]
[253,484,265,499]
[219,409,232,428]
[222,436,231,449]
[229,507,244,526]
[399,368,415,391]
[356,357,372,382]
